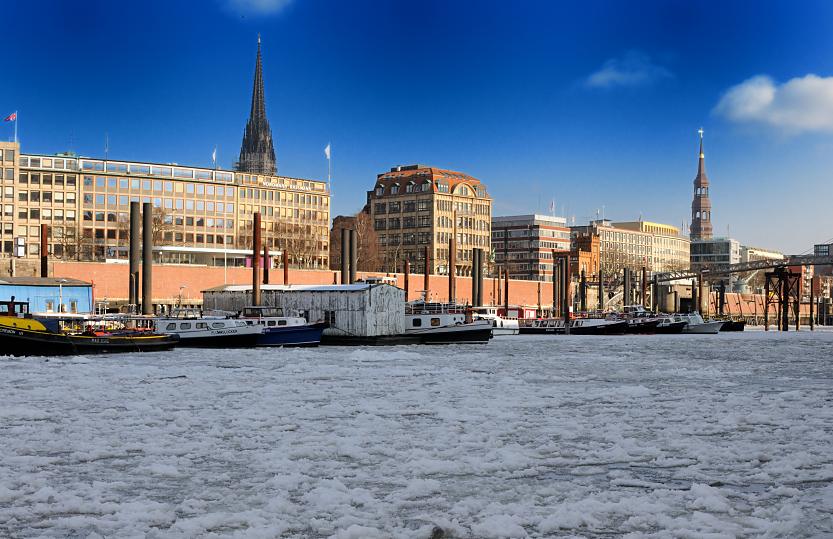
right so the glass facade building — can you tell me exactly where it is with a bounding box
[1,141,330,268]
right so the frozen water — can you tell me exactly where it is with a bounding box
[1,332,832,538]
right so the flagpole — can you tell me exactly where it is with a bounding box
[14,111,18,144]
[327,142,332,193]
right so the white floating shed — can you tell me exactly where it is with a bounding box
[202,283,405,337]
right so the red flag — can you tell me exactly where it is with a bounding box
[3,112,16,122]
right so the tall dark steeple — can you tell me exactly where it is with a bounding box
[689,128,713,240]
[237,34,277,175]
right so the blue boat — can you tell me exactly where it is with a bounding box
[239,306,327,347]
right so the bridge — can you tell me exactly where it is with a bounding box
[652,254,833,284]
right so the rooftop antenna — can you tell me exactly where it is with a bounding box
[104,133,109,160]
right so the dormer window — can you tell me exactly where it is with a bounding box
[391,183,400,195]
[406,181,415,193]
[375,185,384,196]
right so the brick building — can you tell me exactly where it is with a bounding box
[368,165,492,275]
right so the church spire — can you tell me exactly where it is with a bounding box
[237,34,277,175]
[689,128,713,240]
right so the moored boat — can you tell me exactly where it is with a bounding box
[654,315,687,334]
[405,300,492,344]
[154,309,262,347]
[0,301,177,356]
[239,306,327,347]
[520,317,628,335]
[676,312,725,334]
[471,306,520,336]
[719,319,746,332]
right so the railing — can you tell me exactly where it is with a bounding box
[653,254,833,283]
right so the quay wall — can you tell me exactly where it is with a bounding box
[48,261,555,309]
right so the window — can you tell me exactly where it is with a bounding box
[391,184,399,194]
[375,185,384,196]
[211,322,224,329]
[196,322,207,329]
[180,323,191,330]
[166,323,177,331]
[431,317,441,327]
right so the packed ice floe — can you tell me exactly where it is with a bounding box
[1,332,832,537]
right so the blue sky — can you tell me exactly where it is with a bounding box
[3,0,833,253]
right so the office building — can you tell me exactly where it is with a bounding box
[572,219,690,277]
[491,214,571,281]
[613,221,690,272]
[369,165,492,275]
[3,141,330,268]
[690,237,741,273]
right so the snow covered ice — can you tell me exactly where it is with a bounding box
[1,332,833,538]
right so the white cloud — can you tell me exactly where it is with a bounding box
[585,51,672,89]
[224,0,293,16]
[714,74,833,133]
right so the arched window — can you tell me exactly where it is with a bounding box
[391,183,399,195]
[375,185,384,196]
[406,181,415,193]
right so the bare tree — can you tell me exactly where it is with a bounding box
[353,211,380,271]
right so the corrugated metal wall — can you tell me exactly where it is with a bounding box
[203,285,405,337]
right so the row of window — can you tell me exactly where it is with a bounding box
[82,176,235,198]
[18,173,78,186]
[374,182,433,196]
[81,193,236,213]
[18,191,77,204]
[81,228,235,245]
[15,208,77,221]
[373,200,431,214]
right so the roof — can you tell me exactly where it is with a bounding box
[202,283,387,293]
[373,165,490,198]
[0,277,91,287]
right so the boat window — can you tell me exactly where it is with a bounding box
[180,322,191,330]
[278,320,287,326]
[267,320,276,327]
[166,323,176,330]
[413,318,422,327]
[196,322,207,329]
[431,317,441,327]
[246,321,254,325]
[211,322,224,329]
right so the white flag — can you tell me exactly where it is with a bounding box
[212,146,217,163]
[324,143,331,160]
